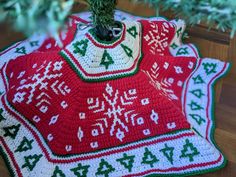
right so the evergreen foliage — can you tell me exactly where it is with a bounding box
[134,0,236,37]
[0,0,74,39]
[1,0,236,38]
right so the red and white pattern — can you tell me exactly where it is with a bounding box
[0,10,230,177]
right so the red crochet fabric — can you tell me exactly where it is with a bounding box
[0,12,230,177]
[4,51,195,155]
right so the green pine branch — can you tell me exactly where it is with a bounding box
[89,0,116,29]
[88,0,117,40]
[1,0,236,38]
[0,0,74,37]
[134,0,236,37]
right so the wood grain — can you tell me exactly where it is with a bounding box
[0,1,236,177]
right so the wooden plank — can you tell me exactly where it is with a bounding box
[227,37,236,77]
[0,157,10,177]
[220,79,236,108]
[117,0,156,17]
[187,25,230,45]
[0,23,24,50]
[215,104,236,135]
[219,35,236,108]
[215,128,236,163]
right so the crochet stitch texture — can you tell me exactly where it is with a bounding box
[0,10,230,177]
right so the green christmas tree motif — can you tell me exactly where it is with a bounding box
[141,147,159,168]
[190,89,205,99]
[121,44,133,58]
[0,108,6,122]
[73,39,89,57]
[70,163,90,177]
[176,47,189,56]
[96,159,115,177]
[188,101,203,111]
[192,75,205,84]
[180,139,200,162]
[116,153,135,172]
[100,50,114,69]
[170,42,178,49]
[203,63,217,75]
[22,154,43,171]
[189,114,206,125]
[30,41,39,47]
[160,144,174,165]
[176,27,183,37]
[127,26,138,38]
[52,166,66,177]
[15,136,34,153]
[3,124,21,139]
[15,47,26,55]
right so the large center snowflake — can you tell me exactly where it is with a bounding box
[87,83,139,142]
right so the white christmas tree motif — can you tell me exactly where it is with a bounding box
[144,22,170,55]
[88,83,139,142]
[13,61,70,113]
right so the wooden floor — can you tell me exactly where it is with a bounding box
[0,2,236,177]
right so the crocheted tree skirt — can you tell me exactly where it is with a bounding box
[0,10,231,177]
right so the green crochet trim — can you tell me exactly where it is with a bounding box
[60,51,143,83]
[208,62,231,155]
[0,40,23,53]
[146,159,226,177]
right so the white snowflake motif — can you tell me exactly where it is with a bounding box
[53,61,63,71]
[174,66,183,74]
[13,92,26,103]
[142,66,179,101]
[11,60,71,114]
[144,22,169,55]
[88,83,139,142]
[15,61,63,104]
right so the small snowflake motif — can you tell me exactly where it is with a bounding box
[77,126,84,142]
[116,128,125,142]
[106,84,113,96]
[174,66,183,74]
[53,61,63,71]
[150,109,159,124]
[13,92,26,103]
[17,71,26,79]
[49,115,59,125]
